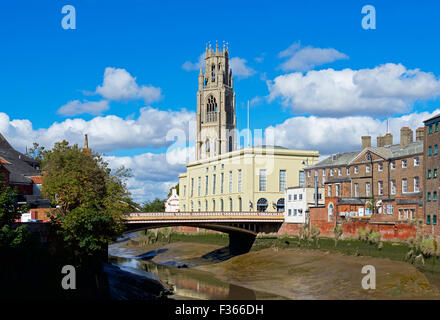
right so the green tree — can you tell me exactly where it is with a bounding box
[168,183,179,198]
[0,181,28,249]
[25,142,46,162]
[41,140,133,258]
[142,198,165,212]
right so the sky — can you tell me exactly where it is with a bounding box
[1,0,440,203]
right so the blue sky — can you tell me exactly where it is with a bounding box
[1,0,440,202]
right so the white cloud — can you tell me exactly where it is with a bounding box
[57,100,109,116]
[278,43,348,71]
[268,63,440,116]
[96,67,162,103]
[182,53,256,78]
[0,107,195,153]
[266,110,438,155]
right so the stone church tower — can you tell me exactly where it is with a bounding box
[196,42,236,160]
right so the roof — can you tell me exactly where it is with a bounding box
[0,133,40,184]
[307,140,423,170]
[424,113,440,124]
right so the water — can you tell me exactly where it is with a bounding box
[108,241,286,300]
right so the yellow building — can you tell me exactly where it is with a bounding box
[179,146,319,212]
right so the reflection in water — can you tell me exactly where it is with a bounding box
[108,253,284,300]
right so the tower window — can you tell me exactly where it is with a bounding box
[206,96,217,122]
[211,64,215,82]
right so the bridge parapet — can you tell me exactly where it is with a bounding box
[124,211,284,222]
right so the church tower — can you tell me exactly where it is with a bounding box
[196,42,236,160]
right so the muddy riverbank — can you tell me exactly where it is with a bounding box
[109,237,440,300]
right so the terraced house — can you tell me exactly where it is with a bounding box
[304,127,424,225]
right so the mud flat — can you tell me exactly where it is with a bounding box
[196,247,440,299]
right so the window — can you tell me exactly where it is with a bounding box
[205,175,209,195]
[288,194,292,201]
[428,169,432,179]
[429,146,432,156]
[378,181,383,195]
[434,215,438,225]
[294,209,297,216]
[336,184,340,197]
[328,203,334,222]
[220,199,224,211]
[191,201,193,212]
[213,174,216,194]
[288,209,292,216]
[205,200,208,211]
[299,193,303,200]
[435,145,438,155]
[366,165,370,173]
[221,164,224,169]
[238,198,242,212]
[414,177,420,192]
[391,180,396,195]
[221,173,224,193]
[435,168,438,179]
[354,183,359,197]
[198,177,201,196]
[315,170,318,177]
[213,165,216,171]
[402,160,407,168]
[427,215,431,225]
[429,125,433,134]
[427,192,431,202]
[279,170,286,191]
[229,198,233,211]
[354,166,359,174]
[328,185,332,197]
[257,198,268,212]
[436,123,439,132]
[259,169,267,191]
[299,171,305,187]
[391,161,396,170]
[414,157,419,166]
[238,170,242,192]
[330,169,334,176]
[378,163,383,171]
[434,191,438,201]
[366,182,371,197]
[294,194,298,201]
[191,178,194,196]
[387,205,393,215]
[277,198,285,212]
[198,201,201,212]
[402,179,407,193]
[338,168,342,176]
[307,171,311,177]
[229,171,233,193]
[347,168,350,175]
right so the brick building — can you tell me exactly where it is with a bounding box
[304,127,424,227]
[0,133,50,221]
[423,114,440,235]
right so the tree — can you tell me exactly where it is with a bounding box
[142,198,165,212]
[0,181,28,249]
[41,140,133,259]
[168,184,179,198]
[25,142,46,162]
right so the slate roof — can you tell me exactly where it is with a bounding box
[307,140,423,170]
[0,133,40,184]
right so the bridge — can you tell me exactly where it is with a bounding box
[123,211,284,254]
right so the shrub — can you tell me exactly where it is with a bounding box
[368,231,381,245]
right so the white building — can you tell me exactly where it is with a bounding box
[165,188,180,212]
[285,187,324,223]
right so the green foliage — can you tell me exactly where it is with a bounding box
[333,225,343,247]
[41,140,133,258]
[167,184,179,198]
[142,198,165,212]
[368,231,381,245]
[357,227,370,241]
[0,182,28,249]
[25,142,46,162]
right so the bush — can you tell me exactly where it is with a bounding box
[357,228,370,242]
[368,231,381,245]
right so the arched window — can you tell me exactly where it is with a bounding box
[229,198,233,211]
[211,64,215,82]
[206,96,217,122]
[276,198,285,212]
[257,198,268,212]
[205,139,210,154]
[238,197,242,212]
[205,200,208,211]
[220,199,224,211]
[328,203,334,222]
[229,136,233,152]
[212,199,216,211]
[191,201,193,212]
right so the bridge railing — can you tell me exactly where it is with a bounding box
[124,211,284,220]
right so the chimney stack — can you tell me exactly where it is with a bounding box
[362,136,371,150]
[377,136,384,147]
[383,133,393,146]
[416,127,424,142]
[400,127,413,149]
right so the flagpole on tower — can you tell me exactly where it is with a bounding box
[247,100,250,147]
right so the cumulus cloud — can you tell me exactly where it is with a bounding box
[57,100,109,116]
[266,110,439,155]
[96,67,162,103]
[0,108,195,153]
[278,42,348,71]
[182,53,256,78]
[268,63,440,116]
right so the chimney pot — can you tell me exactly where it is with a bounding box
[362,136,371,150]
[400,127,413,149]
